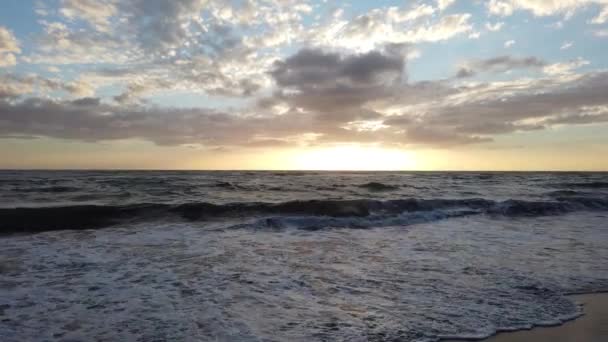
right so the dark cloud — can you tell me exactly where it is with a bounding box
[477,56,546,70]
[271,48,404,88]
[419,71,608,137]
[0,94,317,147]
[456,55,547,77]
[455,67,475,78]
[71,97,101,106]
[268,48,405,126]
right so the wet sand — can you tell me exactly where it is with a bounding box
[445,293,608,342]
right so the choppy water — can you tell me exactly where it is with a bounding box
[1,171,608,341]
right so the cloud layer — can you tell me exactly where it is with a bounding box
[1,0,607,150]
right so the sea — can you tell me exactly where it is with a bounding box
[1,170,607,341]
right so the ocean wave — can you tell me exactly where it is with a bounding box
[212,181,249,190]
[357,182,400,191]
[545,190,587,197]
[232,209,480,231]
[551,181,608,189]
[1,196,607,234]
[13,186,80,193]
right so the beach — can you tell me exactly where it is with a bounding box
[445,293,608,342]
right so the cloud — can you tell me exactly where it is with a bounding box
[26,21,132,65]
[594,29,608,37]
[271,48,404,88]
[405,14,473,42]
[3,41,608,150]
[485,22,504,31]
[455,68,476,78]
[60,0,117,32]
[0,75,35,98]
[19,0,476,106]
[487,0,515,16]
[308,8,472,52]
[437,0,456,11]
[456,55,546,77]
[0,26,21,67]
[397,71,608,140]
[389,4,436,22]
[487,0,608,21]
[267,47,407,127]
[0,53,17,67]
[543,58,589,75]
[0,27,20,53]
[468,31,481,39]
[119,0,210,52]
[592,5,608,23]
[0,74,94,99]
[2,1,608,152]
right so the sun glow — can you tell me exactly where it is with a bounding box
[292,145,418,171]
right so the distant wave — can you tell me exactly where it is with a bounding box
[1,196,607,234]
[545,190,587,197]
[14,186,80,193]
[212,181,249,190]
[551,181,608,189]
[358,182,400,191]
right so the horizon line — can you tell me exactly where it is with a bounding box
[0,168,606,173]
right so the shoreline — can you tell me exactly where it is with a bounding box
[442,292,608,342]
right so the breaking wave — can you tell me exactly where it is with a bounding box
[1,196,607,234]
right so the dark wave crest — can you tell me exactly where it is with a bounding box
[358,182,400,191]
[1,196,607,234]
[551,181,608,189]
[14,186,80,193]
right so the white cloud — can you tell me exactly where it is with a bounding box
[485,22,504,31]
[560,41,573,50]
[487,0,608,22]
[592,5,608,23]
[388,4,436,22]
[60,0,117,32]
[309,9,472,52]
[27,20,134,65]
[468,31,481,39]
[487,0,514,16]
[0,73,95,98]
[403,14,473,42]
[594,29,608,37]
[0,26,21,67]
[0,53,18,67]
[437,0,456,11]
[543,58,590,75]
[504,39,516,48]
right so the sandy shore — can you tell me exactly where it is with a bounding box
[444,292,608,342]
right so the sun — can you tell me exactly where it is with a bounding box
[292,144,418,171]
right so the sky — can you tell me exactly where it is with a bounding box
[0,0,608,170]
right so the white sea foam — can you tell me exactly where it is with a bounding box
[1,212,607,341]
